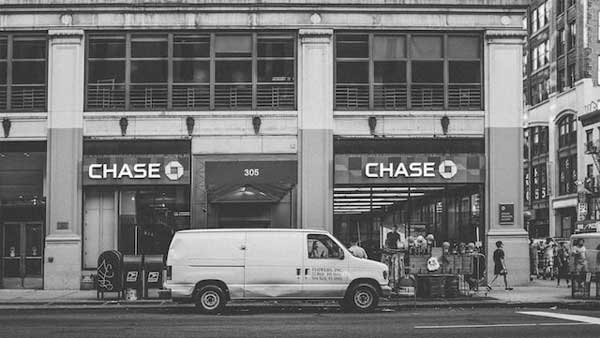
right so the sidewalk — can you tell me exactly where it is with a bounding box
[0,279,598,310]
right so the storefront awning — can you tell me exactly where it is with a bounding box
[209,184,289,204]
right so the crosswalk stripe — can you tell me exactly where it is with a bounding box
[414,323,588,329]
[518,311,600,325]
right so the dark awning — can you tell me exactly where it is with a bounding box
[209,184,290,204]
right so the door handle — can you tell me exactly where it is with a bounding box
[240,245,246,250]
[296,268,301,276]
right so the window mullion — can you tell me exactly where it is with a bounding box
[209,33,215,110]
[406,33,412,110]
[125,33,131,110]
[368,33,374,110]
[6,34,13,111]
[252,33,257,110]
[167,33,173,110]
[443,34,449,110]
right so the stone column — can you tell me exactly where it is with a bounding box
[298,29,334,232]
[485,30,530,286]
[44,30,84,289]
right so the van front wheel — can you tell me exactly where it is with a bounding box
[195,285,226,314]
[346,284,379,312]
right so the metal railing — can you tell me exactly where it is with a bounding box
[373,84,408,109]
[448,84,482,110]
[172,84,210,110]
[335,83,481,110]
[10,85,46,111]
[0,85,6,110]
[130,84,168,109]
[410,84,444,109]
[335,84,369,109]
[257,83,295,109]
[214,84,252,109]
[86,83,126,110]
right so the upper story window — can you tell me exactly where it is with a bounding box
[335,33,482,111]
[531,1,549,33]
[557,0,565,15]
[558,114,577,149]
[567,63,576,87]
[532,40,549,71]
[85,32,296,111]
[0,35,47,112]
[568,22,576,50]
[557,28,565,57]
[532,126,549,156]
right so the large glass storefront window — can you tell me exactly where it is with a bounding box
[334,138,486,260]
[334,184,483,260]
[118,186,190,255]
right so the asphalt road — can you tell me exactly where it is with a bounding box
[1,307,599,338]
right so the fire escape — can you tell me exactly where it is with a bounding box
[583,140,600,222]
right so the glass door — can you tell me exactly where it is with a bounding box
[1,222,43,289]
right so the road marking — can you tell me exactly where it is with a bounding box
[518,311,600,325]
[414,323,589,329]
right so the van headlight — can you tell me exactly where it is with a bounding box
[383,270,388,280]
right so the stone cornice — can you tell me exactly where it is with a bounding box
[48,29,84,38]
[485,29,527,40]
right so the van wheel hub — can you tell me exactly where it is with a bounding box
[354,290,373,308]
[201,291,220,310]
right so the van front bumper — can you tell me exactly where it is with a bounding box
[380,285,392,298]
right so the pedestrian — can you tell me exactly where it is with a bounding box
[542,237,555,280]
[488,241,513,291]
[348,240,368,259]
[555,242,570,287]
[385,225,401,249]
[529,239,540,281]
[572,239,587,274]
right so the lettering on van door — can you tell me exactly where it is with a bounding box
[310,267,343,281]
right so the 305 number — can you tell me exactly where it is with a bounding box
[243,169,260,176]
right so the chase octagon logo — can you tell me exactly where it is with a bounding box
[438,160,458,179]
[165,161,184,181]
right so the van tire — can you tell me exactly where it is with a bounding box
[346,284,379,312]
[195,285,226,314]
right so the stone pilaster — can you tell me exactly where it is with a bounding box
[484,29,530,286]
[44,29,84,289]
[298,29,334,232]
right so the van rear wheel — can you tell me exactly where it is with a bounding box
[346,284,379,312]
[195,285,226,314]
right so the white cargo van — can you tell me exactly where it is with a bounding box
[165,229,391,313]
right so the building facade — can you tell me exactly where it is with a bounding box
[523,0,600,240]
[0,0,528,290]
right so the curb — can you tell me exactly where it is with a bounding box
[0,300,599,311]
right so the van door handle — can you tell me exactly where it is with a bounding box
[296,268,301,276]
[240,245,246,250]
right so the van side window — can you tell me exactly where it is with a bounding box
[307,234,342,259]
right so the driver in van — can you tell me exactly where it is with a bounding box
[309,241,324,258]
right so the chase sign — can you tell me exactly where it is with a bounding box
[335,153,484,184]
[83,154,190,186]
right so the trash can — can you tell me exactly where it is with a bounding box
[571,272,592,299]
[122,255,143,300]
[96,250,123,299]
[143,254,165,298]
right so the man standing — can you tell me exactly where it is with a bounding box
[489,241,513,291]
[385,225,401,249]
[348,240,368,259]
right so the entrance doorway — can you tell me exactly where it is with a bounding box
[1,222,44,289]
